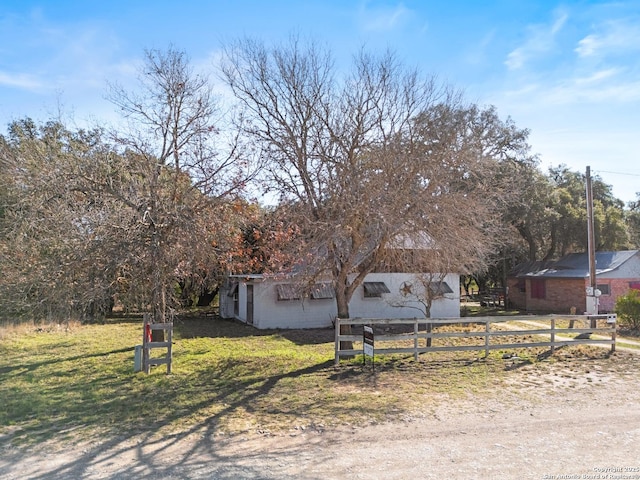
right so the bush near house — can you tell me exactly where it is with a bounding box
[615,289,640,330]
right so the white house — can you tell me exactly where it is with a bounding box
[219,272,460,329]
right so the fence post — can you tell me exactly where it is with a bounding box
[414,319,419,361]
[166,324,173,374]
[143,313,151,374]
[484,320,490,358]
[550,317,556,354]
[609,315,616,353]
[334,317,340,366]
[141,314,172,374]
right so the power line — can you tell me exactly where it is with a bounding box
[595,169,640,177]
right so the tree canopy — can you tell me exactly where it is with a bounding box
[1,41,638,323]
[221,37,534,319]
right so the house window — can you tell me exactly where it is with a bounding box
[363,282,390,298]
[310,283,334,299]
[517,279,526,293]
[596,284,610,295]
[530,279,546,299]
[429,281,454,296]
[276,284,301,301]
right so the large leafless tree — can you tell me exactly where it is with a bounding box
[106,46,258,323]
[221,38,529,326]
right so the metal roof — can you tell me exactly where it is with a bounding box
[514,250,640,278]
[363,281,391,295]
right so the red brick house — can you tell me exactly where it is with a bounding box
[507,250,640,314]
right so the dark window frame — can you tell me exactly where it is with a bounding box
[276,284,302,301]
[429,281,454,296]
[310,283,335,300]
[363,282,391,298]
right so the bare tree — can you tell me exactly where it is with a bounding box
[106,46,256,323]
[221,38,525,338]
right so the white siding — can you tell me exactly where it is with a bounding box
[348,272,460,320]
[253,281,337,329]
[220,272,460,329]
[219,284,234,319]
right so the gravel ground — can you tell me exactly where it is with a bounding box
[2,351,640,480]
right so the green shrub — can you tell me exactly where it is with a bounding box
[615,289,640,330]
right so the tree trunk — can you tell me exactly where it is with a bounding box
[335,286,353,353]
[543,224,558,261]
[517,224,537,262]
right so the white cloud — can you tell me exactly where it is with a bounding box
[573,68,620,85]
[505,9,568,70]
[575,19,640,58]
[502,71,640,108]
[0,71,44,91]
[357,2,412,32]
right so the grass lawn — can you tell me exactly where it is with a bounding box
[0,315,630,447]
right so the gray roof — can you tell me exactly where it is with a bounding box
[513,250,640,278]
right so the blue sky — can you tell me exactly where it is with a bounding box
[1,1,639,203]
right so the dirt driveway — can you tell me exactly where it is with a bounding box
[2,350,640,480]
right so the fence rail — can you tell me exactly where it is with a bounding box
[334,315,616,365]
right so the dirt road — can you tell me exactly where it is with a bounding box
[2,353,640,479]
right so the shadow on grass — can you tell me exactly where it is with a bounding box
[174,316,274,339]
[0,318,625,480]
[0,347,133,376]
[618,327,640,338]
[174,316,335,346]
[0,357,339,480]
[503,359,533,371]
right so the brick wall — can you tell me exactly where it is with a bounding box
[508,275,640,314]
[527,278,586,313]
[595,278,638,313]
[507,278,526,309]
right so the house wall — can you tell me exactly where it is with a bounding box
[535,278,586,314]
[349,272,460,320]
[506,278,526,309]
[506,252,640,314]
[220,272,460,329]
[596,279,624,313]
[587,278,640,313]
[250,280,336,329]
[596,255,640,312]
[506,276,639,314]
[219,286,233,319]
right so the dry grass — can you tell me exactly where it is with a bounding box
[1,316,636,447]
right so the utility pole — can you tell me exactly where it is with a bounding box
[585,166,598,316]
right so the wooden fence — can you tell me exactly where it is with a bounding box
[334,314,617,365]
[142,313,173,374]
